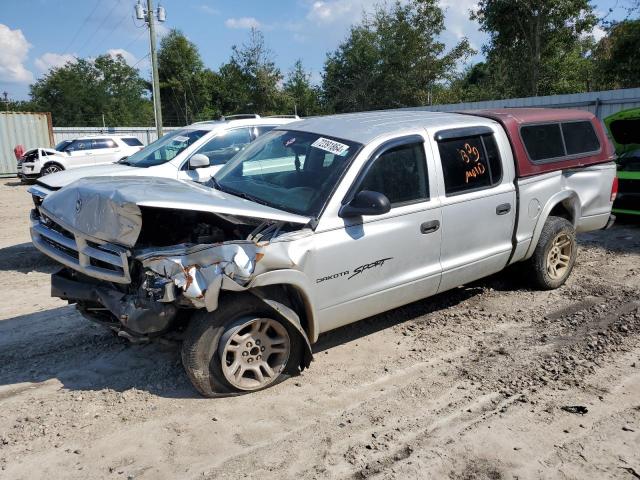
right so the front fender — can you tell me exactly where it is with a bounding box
[250,292,313,370]
[248,269,318,342]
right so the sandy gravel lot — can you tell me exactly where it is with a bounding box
[0,177,639,479]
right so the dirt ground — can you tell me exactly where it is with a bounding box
[0,177,639,480]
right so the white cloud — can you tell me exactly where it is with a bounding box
[106,48,137,66]
[199,4,219,15]
[34,52,77,72]
[0,24,34,83]
[306,0,368,25]
[225,17,261,30]
[591,25,607,42]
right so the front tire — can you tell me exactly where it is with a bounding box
[527,216,577,290]
[181,295,302,397]
[40,163,64,176]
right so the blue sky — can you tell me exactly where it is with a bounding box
[0,0,632,101]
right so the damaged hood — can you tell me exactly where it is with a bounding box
[40,176,311,247]
[37,163,151,189]
[604,108,640,154]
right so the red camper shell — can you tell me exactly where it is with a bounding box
[463,108,615,178]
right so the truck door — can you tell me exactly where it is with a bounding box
[433,126,516,293]
[311,135,443,334]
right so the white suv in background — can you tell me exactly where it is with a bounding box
[29,115,300,199]
[18,135,144,181]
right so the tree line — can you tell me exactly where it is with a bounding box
[9,0,640,127]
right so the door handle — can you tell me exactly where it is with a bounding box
[420,220,440,234]
[496,203,511,215]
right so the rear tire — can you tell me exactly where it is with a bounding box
[527,216,577,290]
[181,295,302,398]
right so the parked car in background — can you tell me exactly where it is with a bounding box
[30,108,616,397]
[18,135,144,182]
[604,107,640,217]
[27,115,299,202]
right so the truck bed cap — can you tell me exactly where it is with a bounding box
[463,108,615,177]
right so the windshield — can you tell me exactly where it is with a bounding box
[120,128,208,167]
[214,130,361,217]
[55,140,71,151]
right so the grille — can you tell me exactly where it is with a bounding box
[30,210,131,284]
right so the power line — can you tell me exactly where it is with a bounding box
[61,0,102,54]
[131,53,151,69]
[90,1,131,53]
[77,0,122,58]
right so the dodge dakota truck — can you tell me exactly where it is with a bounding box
[30,108,617,397]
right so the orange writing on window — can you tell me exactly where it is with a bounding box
[458,142,487,184]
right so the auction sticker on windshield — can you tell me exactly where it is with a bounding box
[312,137,350,156]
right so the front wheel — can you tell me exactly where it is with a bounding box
[181,296,302,397]
[41,163,63,176]
[527,216,577,290]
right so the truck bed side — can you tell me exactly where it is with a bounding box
[510,162,617,264]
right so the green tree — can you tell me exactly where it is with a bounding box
[218,28,284,115]
[322,0,473,112]
[472,0,598,97]
[593,20,640,89]
[282,60,323,116]
[158,29,218,125]
[30,54,152,126]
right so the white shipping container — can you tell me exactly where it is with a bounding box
[0,112,53,177]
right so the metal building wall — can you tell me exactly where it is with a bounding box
[405,87,640,121]
[0,112,53,177]
[52,126,180,146]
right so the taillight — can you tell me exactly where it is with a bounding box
[610,177,618,202]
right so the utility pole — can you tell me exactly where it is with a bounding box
[136,0,165,137]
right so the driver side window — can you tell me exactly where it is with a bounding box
[194,128,252,166]
[358,142,429,207]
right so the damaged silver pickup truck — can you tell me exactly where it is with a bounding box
[30,109,617,397]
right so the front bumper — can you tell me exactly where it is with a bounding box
[30,209,132,284]
[52,268,177,335]
[18,162,40,179]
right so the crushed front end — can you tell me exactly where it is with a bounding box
[30,177,311,339]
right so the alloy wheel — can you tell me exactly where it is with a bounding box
[220,317,290,391]
[546,233,573,280]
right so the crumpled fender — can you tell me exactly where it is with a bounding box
[250,291,313,370]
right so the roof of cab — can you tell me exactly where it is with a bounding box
[464,108,597,124]
[277,110,496,144]
[186,116,298,131]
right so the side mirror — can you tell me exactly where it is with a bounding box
[189,154,210,169]
[339,190,391,218]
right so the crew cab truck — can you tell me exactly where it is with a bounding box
[30,109,617,397]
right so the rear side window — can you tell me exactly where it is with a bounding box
[92,138,117,149]
[438,135,502,196]
[520,124,565,161]
[122,137,143,147]
[358,143,428,206]
[521,121,600,162]
[562,121,600,155]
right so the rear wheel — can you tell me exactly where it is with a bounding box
[181,295,302,397]
[41,163,63,176]
[527,216,577,290]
